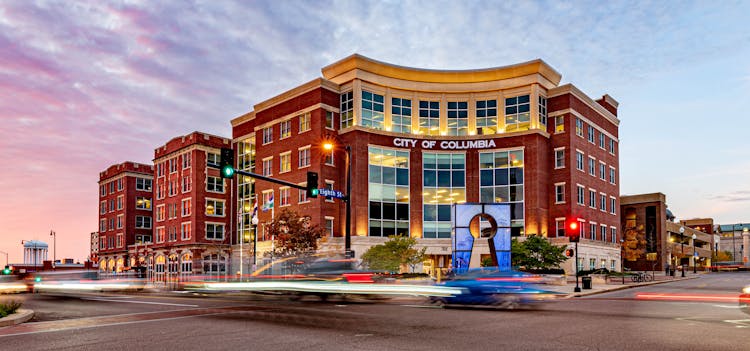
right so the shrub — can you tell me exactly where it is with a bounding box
[0,300,22,318]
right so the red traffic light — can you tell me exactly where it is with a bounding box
[565,249,575,258]
[566,218,581,242]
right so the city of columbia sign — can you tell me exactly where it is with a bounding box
[393,138,497,150]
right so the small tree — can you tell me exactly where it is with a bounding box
[715,250,733,262]
[267,208,326,257]
[361,235,426,273]
[511,235,567,270]
[622,224,647,261]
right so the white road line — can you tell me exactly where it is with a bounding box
[81,298,198,307]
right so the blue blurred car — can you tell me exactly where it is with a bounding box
[431,269,562,308]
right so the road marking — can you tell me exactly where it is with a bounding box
[723,319,750,328]
[712,304,740,309]
[0,306,264,338]
[401,304,442,309]
[81,297,198,307]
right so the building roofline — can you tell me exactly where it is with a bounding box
[321,53,562,86]
[251,78,339,115]
[548,84,620,126]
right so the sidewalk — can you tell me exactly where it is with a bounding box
[544,272,703,297]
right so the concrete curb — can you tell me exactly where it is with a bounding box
[565,276,699,298]
[0,309,34,327]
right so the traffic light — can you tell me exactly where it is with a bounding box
[2,266,10,275]
[306,171,319,198]
[219,148,235,179]
[565,249,575,258]
[567,219,580,242]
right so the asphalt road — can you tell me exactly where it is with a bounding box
[1,272,748,351]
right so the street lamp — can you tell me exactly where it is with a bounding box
[692,233,697,274]
[323,142,352,258]
[252,215,259,273]
[620,239,625,284]
[50,230,56,268]
[0,250,7,267]
[679,226,685,277]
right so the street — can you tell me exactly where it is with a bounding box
[1,272,748,351]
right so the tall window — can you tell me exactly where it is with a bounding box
[182,153,192,169]
[479,150,524,235]
[476,99,497,135]
[325,111,334,129]
[555,148,565,169]
[156,227,165,243]
[280,187,290,207]
[156,205,165,222]
[340,91,354,129]
[609,139,616,154]
[555,116,564,133]
[576,151,584,171]
[556,219,565,237]
[100,185,106,197]
[599,133,605,149]
[262,127,273,144]
[588,126,595,143]
[299,113,311,133]
[325,217,334,237]
[600,193,607,211]
[447,101,468,136]
[418,100,440,135]
[538,96,547,128]
[391,97,412,133]
[610,197,617,215]
[599,162,606,180]
[262,157,272,176]
[577,185,585,205]
[589,189,596,208]
[424,152,465,238]
[590,223,597,240]
[609,167,616,184]
[575,118,583,137]
[588,157,596,176]
[117,178,123,191]
[298,147,311,168]
[298,183,308,203]
[182,198,191,217]
[601,225,607,242]
[117,195,123,210]
[279,152,291,173]
[368,147,410,237]
[361,90,384,130]
[181,222,191,240]
[505,95,530,132]
[280,120,291,139]
[555,183,565,203]
[169,158,177,173]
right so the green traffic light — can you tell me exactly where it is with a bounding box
[2,268,9,274]
[221,165,235,178]
[311,189,319,196]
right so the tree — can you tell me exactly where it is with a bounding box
[267,208,326,257]
[714,250,733,262]
[361,235,426,273]
[510,235,567,270]
[622,224,647,261]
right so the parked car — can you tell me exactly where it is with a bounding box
[431,268,563,309]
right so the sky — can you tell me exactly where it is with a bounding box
[1,0,749,264]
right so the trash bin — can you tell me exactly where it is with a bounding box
[581,276,592,289]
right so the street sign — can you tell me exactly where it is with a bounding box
[694,252,699,257]
[318,188,346,199]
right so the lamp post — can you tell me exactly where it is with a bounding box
[252,215,259,273]
[50,230,56,268]
[679,226,685,277]
[624,239,625,284]
[0,250,7,267]
[692,233,697,273]
[344,145,352,258]
[323,142,352,258]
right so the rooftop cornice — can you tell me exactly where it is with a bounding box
[322,54,562,85]
[251,78,340,114]
[548,84,620,126]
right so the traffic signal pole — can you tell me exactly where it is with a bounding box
[210,164,309,193]
[574,240,581,293]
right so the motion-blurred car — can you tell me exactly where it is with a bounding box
[741,285,750,316]
[31,270,146,294]
[431,269,563,309]
[0,275,27,294]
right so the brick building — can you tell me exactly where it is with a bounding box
[145,132,233,282]
[97,162,154,272]
[231,54,622,275]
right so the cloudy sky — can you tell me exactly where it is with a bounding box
[1,0,749,263]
